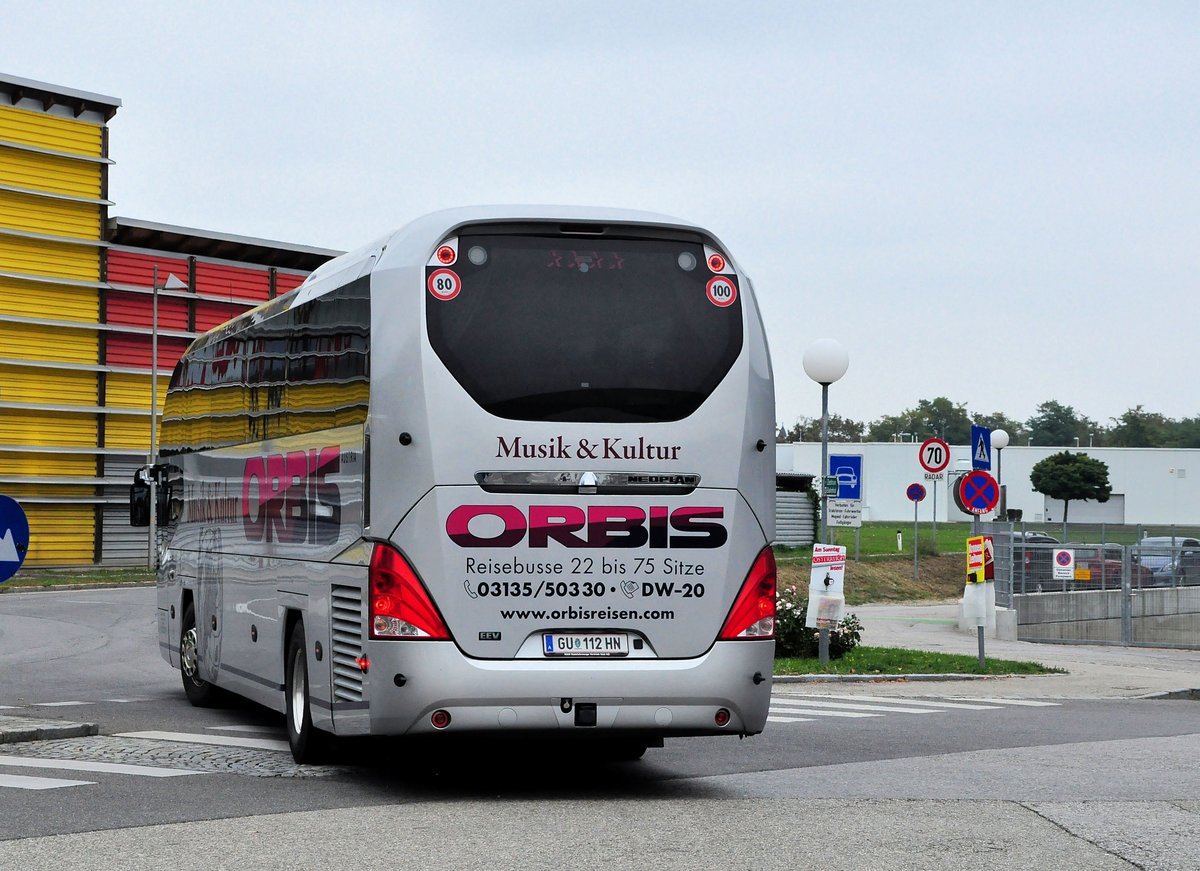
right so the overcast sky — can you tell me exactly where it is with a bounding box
[8,1,1197,431]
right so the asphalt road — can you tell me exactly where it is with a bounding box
[1,585,1197,869]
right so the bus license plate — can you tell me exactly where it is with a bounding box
[543,632,629,657]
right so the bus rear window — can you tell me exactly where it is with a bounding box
[426,233,743,422]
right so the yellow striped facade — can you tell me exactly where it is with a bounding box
[21,504,96,565]
[0,95,107,564]
[0,452,95,477]
[104,372,170,410]
[0,104,103,157]
[0,275,98,322]
[0,321,98,363]
[0,189,102,238]
[104,414,154,450]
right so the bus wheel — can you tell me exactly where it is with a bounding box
[285,621,329,764]
[180,602,220,707]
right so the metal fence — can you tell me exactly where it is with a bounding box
[982,521,1200,650]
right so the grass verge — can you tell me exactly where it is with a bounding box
[2,567,154,590]
[775,645,1064,676]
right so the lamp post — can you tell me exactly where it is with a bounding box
[803,339,849,666]
[803,338,849,545]
[991,428,1010,520]
[147,266,187,569]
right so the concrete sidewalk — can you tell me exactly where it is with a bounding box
[814,600,1200,699]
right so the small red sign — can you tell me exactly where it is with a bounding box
[906,483,926,502]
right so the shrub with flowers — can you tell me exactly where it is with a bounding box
[775,579,863,659]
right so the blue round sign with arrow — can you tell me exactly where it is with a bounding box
[0,495,30,583]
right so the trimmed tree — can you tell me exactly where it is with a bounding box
[1029,451,1112,524]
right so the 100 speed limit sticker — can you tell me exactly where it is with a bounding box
[705,276,737,307]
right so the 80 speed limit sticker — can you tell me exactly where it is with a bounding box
[428,268,461,301]
[706,276,737,307]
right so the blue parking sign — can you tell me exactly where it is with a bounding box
[0,495,30,583]
[829,454,863,500]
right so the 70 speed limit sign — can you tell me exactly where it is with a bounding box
[919,437,950,477]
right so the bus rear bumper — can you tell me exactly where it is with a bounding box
[343,639,775,738]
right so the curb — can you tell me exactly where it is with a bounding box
[773,672,1006,683]
[1140,688,1200,700]
[0,715,99,745]
[0,581,154,595]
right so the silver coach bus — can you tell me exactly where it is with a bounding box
[132,206,776,762]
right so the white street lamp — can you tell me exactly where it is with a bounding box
[147,266,187,569]
[803,338,849,546]
[991,428,1010,519]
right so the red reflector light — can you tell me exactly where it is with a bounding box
[719,546,776,640]
[356,656,370,673]
[707,253,726,272]
[715,708,731,727]
[369,544,451,640]
[431,709,452,729]
[436,245,456,264]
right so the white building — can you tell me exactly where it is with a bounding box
[777,442,1200,525]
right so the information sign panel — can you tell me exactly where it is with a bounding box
[826,499,862,528]
[828,454,863,500]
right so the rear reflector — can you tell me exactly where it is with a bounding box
[370,543,451,640]
[719,546,776,639]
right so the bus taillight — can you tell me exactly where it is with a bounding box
[369,544,452,640]
[718,546,776,639]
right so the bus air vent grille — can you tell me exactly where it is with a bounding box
[331,584,365,702]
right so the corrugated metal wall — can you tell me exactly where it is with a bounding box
[0,97,106,565]
[0,79,332,566]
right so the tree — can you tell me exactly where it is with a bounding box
[1026,400,1100,447]
[777,415,865,443]
[972,411,1026,443]
[1107,405,1169,447]
[1029,451,1112,523]
[866,397,973,444]
[1164,416,1200,449]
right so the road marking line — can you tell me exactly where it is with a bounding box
[771,698,944,714]
[34,701,94,708]
[767,715,815,723]
[949,698,1061,707]
[103,698,151,704]
[116,730,290,752]
[788,694,1003,711]
[762,707,880,718]
[206,725,285,735]
[0,773,94,790]
[0,755,201,778]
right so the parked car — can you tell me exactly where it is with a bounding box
[1010,531,1059,592]
[1134,536,1200,586]
[1071,544,1153,590]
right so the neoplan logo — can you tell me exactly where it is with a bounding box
[446,505,727,549]
[242,447,341,544]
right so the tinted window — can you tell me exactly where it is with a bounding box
[426,232,743,422]
[161,277,370,454]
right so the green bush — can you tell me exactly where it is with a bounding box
[775,580,863,659]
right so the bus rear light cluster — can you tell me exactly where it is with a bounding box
[369,543,452,640]
[707,253,726,272]
[714,708,731,727]
[431,709,452,729]
[718,546,776,639]
[435,244,456,264]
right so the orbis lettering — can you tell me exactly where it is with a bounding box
[446,505,727,549]
[242,447,341,544]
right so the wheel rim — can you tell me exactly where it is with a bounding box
[181,626,200,683]
[290,646,306,736]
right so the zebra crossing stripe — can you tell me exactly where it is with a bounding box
[116,730,290,752]
[771,698,945,715]
[800,695,1003,711]
[949,698,1061,707]
[0,773,93,790]
[767,715,815,723]
[0,755,201,778]
[766,707,879,719]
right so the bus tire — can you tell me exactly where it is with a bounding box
[285,621,329,764]
[180,602,221,707]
